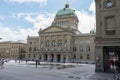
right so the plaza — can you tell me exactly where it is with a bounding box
[0,60,112,80]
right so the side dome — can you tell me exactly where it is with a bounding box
[90,28,96,34]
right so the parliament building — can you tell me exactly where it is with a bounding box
[27,3,95,63]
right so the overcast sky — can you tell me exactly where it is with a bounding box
[0,0,95,41]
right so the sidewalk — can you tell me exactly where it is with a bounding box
[88,72,113,80]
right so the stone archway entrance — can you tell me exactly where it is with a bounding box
[44,54,48,61]
[50,54,54,62]
[103,46,120,72]
[57,54,61,62]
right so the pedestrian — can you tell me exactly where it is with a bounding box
[26,59,28,64]
[35,60,38,68]
[114,60,120,72]
[1,58,5,69]
[15,58,17,63]
[18,58,20,63]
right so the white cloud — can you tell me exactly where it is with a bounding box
[76,10,95,33]
[0,25,38,41]
[15,12,55,31]
[89,0,95,14]
[0,13,54,41]
[0,16,4,20]
[0,1,95,41]
[5,0,47,6]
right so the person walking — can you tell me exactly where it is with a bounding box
[1,58,5,69]
[35,60,38,68]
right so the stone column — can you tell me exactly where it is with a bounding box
[47,54,50,62]
[54,54,57,62]
[60,54,63,63]
[41,54,44,62]
[95,46,104,72]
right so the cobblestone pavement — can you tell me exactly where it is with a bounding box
[0,60,113,80]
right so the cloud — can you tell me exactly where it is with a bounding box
[0,24,38,41]
[0,1,95,41]
[5,0,47,6]
[0,13,54,41]
[89,0,95,14]
[0,16,4,20]
[76,11,95,33]
[14,12,55,30]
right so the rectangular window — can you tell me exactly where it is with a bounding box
[86,39,90,44]
[80,40,83,44]
[86,46,90,52]
[73,47,77,52]
[105,16,115,34]
[80,46,83,52]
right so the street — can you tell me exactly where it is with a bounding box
[0,60,113,80]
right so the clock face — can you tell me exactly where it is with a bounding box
[106,1,113,7]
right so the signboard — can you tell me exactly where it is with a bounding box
[109,52,114,55]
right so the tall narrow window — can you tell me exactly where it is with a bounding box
[87,54,90,59]
[80,46,83,52]
[58,40,62,47]
[73,40,76,44]
[52,40,56,47]
[86,46,90,52]
[46,40,50,47]
[29,47,32,52]
[73,47,77,52]
[33,47,36,51]
[80,39,83,44]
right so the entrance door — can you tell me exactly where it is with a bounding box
[57,54,61,62]
[50,54,54,62]
[44,54,48,61]
[103,47,110,72]
[103,46,120,72]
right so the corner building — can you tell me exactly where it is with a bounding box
[95,0,120,72]
[27,4,95,63]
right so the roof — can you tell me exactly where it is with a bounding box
[56,3,76,16]
[90,28,96,34]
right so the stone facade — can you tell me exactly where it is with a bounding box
[0,41,26,59]
[95,0,120,72]
[27,4,95,63]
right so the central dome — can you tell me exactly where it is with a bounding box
[56,3,75,16]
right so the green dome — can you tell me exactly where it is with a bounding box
[56,4,75,16]
[90,28,96,34]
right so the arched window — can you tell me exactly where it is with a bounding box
[46,40,50,47]
[58,40,62,47]
[52,40,56,47]
[30,42,32,44]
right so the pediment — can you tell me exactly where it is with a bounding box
[39,26,73,34]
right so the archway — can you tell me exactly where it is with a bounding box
[57,54,61,62]
[44,54,48,61]
[50,54,54,62]
[103,46,120,72]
